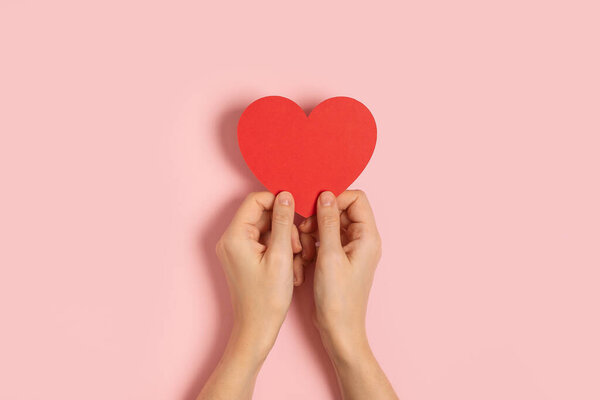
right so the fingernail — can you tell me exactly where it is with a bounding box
[278,191,291,206]
[320,191,334,206]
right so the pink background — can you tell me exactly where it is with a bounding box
[1,1,599,399]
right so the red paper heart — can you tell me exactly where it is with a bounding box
[237,96,377,217]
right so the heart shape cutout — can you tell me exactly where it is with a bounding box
[237,96,377,217]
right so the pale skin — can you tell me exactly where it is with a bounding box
[197,190,398,400]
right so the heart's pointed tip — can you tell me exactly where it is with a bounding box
[298,213,315,219]
[295,205,316,219]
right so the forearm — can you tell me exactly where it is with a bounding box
[197,326,273,400]
[322,330,398,400]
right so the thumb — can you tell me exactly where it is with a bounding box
[316,191,342,252]
[267,191,295,256]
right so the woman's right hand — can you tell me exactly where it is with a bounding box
[299,190,382,361]
[299,190,397,400]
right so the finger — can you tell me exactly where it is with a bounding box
[340,226,351,247]
[302,207,351,231]
[299,215,317,233]
[268,191,295,254]
[292,224,302,254]
[345,223,367,242]
[231,192,275,229]
[340,210,352,229]
[299,215,320,244]
[293,253,305,286]
[300,231,316,262]
[316,191,343,251]
[255,210,271,234]
[345,225,382,264]
[336,190,377,229]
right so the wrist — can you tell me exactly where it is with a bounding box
[228,320,279,364]
[317,323,372,366]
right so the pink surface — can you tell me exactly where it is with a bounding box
[0,1,599,399]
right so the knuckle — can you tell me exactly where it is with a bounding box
[215,237,228,258]
[244,191,273,205]
[243,224,257,240]
[354,189,366,198]
[215,238,224,255]
[350,189,367,202]
[244,191,260,203]
[319,214,339,228]
[271,211,291,226]
[216,232,235,254]
[353,190,373,209]
[350,229,363,241]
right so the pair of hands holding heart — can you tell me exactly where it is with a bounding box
[216,189,381,357]
[203,189,396,400]
[198,97,397,400]
[224,96,381,352]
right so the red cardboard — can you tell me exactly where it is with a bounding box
[237,96,377,217]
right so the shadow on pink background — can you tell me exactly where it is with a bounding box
[1,1,599,399]
[185,106,257,399]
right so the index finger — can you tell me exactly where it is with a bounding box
[231,192,275,228]
[335,190,376,228]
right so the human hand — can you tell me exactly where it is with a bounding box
[298,190,382,361]
[216,191,303,358]
[298,190,397,400]
[200,190,396,400]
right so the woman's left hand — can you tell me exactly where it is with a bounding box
[216,191,303,357]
